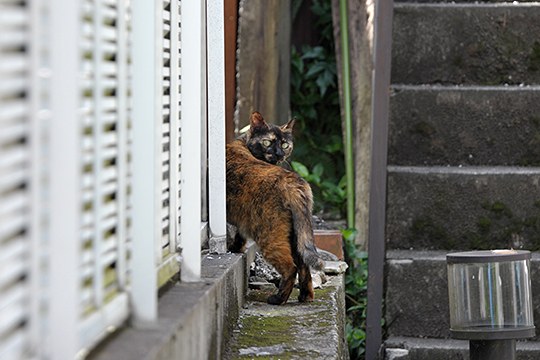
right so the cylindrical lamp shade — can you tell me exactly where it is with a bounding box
[447,250,535,340]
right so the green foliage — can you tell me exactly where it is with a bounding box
[291,1,367,357]
[342,229,368,359]
[291,161,346,215]
[290,0,344,218]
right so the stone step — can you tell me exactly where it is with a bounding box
[396,0,538,3]
[384,336,540,360]
[385,250,540,340]
[386,165,540,250]
[389,85,540,167]
[392,3,540,85]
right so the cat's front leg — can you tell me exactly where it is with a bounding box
[228,232,247,253]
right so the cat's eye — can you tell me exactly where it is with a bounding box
[281,142,290,149]
[262,139,272,147]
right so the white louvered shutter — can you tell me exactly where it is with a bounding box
[77,0,130,351]
[0,1,31,358]
[156,0,180,286]
[161,0,172,258]
[172,0,181,245]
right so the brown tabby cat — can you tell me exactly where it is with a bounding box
[226,112,324,305]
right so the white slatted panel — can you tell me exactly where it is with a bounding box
[0,1,31,358]
[161,0,172,253]
[77,0,129,352]
[170,0,181,244]
[156,0,180,286]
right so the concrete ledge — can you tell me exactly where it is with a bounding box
[225,274,348,359]
[89,244,257,360]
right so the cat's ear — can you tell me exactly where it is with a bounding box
[280,118,296,133]
[249,111,269,131]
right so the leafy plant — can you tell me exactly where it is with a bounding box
[342,229,368,359]
[290,0,344,218]
[291,1,367,357]
[291,161,346,215]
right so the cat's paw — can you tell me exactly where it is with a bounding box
[267,294,285,305]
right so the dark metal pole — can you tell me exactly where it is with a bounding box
[470,339,516,360]
[365,0,394,358]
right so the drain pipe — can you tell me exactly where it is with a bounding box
[339,0,355,229]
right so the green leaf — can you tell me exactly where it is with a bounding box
[305,62,326,78]
[342,228,358,242]
[312,163,324,179]
[301,46,324,60]
[291,161,310,178]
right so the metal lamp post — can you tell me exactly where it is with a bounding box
[447,250,535,360]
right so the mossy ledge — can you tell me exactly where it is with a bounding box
[225,275,348,360]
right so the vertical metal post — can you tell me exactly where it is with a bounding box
[48,0,81,357]
[180,0,204,281]
[365,0,393,358]
[131,0,158,323]
[206,0,227,254]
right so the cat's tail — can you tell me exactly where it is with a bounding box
[288,182,325,271]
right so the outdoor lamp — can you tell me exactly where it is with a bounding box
[447,250,535,360]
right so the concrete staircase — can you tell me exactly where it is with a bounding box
[384,0,540,358]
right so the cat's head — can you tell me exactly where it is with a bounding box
[244,111,295,165]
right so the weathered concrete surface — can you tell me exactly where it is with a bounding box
[389,86,540,167]
[384,336,540,360]
[385,251,540,340]
[392,4,540,85]
[385,251,450,339]
[396,0,538,3]
[90,245,257,360]
[386,166,540,250]
[385,337,468,360]
[225,275,348,360]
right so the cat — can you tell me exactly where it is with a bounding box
[226,111,324,305]
[239,111,295,165]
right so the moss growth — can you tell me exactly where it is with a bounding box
[228,282,342,359]
[407,200,540,251]
[483,200,513,218]
[237,314,297,348]
[477,216,492,233]
[409,216,453,249]
[469,200,540,250]
[411,121,436,137]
